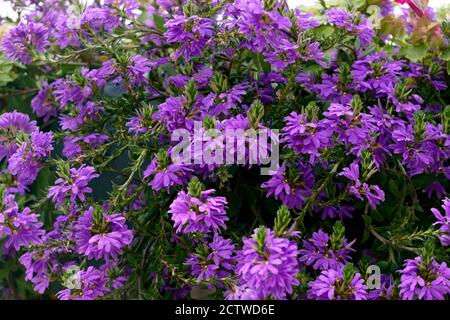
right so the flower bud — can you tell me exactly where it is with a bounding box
[274,205,291,237]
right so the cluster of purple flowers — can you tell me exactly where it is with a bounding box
[299,229,353,271]
[399,256,450,300]
[261,162,315,209]
[48,165,99,206]
[0,0,449,301]
[169,184,228,234]
[186,235,236,282]
[0,195,44,253]
[74,207,133,261]
[0,111,53,191]
[1,21,49,64]
[164,14,214,61]
[233,228,299,299]
[432,199,450,246]
[307,267,368,300]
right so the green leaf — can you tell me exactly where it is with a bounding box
[439,46,450,61]
[387,179,399,195]
[313,25,335,39]
[412,174,435,189]
[371,209,384,223]
[402,43,428,62]
[353,0,366,8]
[30,166,52,197]
[154,15,167,32]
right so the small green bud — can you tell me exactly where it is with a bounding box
[195,243,209,257]
[342,263,357,284]
[330,221,346,251]
[156,149,170,168]
[182,1,197,16]
[210,72,228,93]
[413,111,427,140]
[274,205,291,237]
[71,68,87,87]
[61,265,81,290]
[395,80,413,103]
[350,94,363,115]
[421,240,435,267]
[247,100,264,129]
[56,160,72,182]
[15,131,28,145]
[255,226,267,254]
[361,149,377,180]
[0,184,6,211]
[188,177,205,198]
[93,205,104,227]
[305,102,319,122]
[203,116,216,130]
[264,0,277,11]
[184,80,198,108]
[442,105,450,134]
[338,63,351,85]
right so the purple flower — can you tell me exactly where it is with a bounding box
[53,79,92,108]
[1,21,49,64]
[228,0,291,52]
[105,0,140,16]
[338,162,385,209]
[48,165,99,207]
[0,195,44,252]
[362,183,385,209]
[81,6,120,32]
[263,39,299,71]
[169,186,228,234]
[326,8,354,29]
[282,112,331,160]
[261,162,314,209]
[164,14,214,61]
[307,267,368,300]
[368,274,395,300]
[186,235,235,282]
[236,227,299,299]
[322,103,375,154]
[225,282,264,300]
[424,182,446,199]
[8,131,54,188]
[0,111,38,160]
[151,96,197,131]
[351,51,403,97]
[62,135,82,159]
[399,256,450,300]
[431,198,450,247]
[143,155,193,192]
[74,207,133,261]
[62,133,108,159]
[299,229,353,271]
[339,162,360,182]
[56,266,109,300]
[294,9,320,31]
[126,113,148,137]
[19,250,53,294]
[31,83,59,122]
[54,14,81,49]
[326,8,374,47]
[84,60,117,87]
[315,71,353,104]
[127,55,153,86]
[59,101,103,131]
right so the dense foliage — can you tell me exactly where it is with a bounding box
[0,0,449,300]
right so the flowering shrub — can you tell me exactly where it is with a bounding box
[0,0,449,300]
